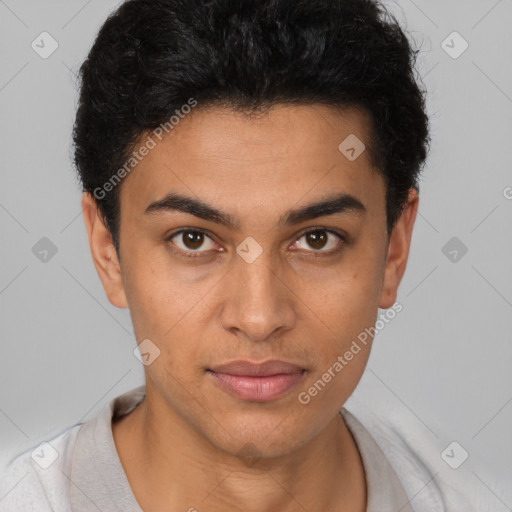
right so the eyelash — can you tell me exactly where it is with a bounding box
[164,227,347,259]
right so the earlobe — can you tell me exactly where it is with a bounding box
[81,192,128,309]
[379,188,419,309]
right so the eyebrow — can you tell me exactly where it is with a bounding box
[144,191,366,230]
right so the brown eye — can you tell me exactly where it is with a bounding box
[293,229,344,253]
[169,230,217,255]
[305,231,328,250]
[182,231,205,250]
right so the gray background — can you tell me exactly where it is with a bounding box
[1,0,511,507]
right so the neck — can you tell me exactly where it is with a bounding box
[112,393,366,512]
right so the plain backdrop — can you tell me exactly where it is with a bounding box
[1,0,511,506]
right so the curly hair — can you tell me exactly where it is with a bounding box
[72,0,430,255]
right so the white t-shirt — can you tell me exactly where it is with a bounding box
[0,385,499,511]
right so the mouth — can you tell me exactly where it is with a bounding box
[206,360,306,402]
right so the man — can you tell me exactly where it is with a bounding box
[0,0,478,510]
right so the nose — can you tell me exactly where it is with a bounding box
[219,247,297,344]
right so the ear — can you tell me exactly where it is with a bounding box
[379,188,419,309]
[81,192,128,309]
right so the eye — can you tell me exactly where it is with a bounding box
[167,229,219,257]
[291,228,345,254]
[166,227,346,259]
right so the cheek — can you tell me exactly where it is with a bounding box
[311,257,383,335]
[299,253,382,392]
[122,255,210,369]
[298,278,377,413]
[121,251,178,340]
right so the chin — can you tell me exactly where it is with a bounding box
[203,415,314,462]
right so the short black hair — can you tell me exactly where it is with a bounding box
[72,0,430,256]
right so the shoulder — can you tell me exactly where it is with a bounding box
[0,424,82,512]
[343,401,506,512]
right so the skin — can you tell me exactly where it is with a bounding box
[82,104,418,512]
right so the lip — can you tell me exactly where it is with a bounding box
[209,359,305,376]
[207,360,306,402]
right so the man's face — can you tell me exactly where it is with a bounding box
[95,105,400,458]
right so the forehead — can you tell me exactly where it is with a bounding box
[119,104,385,225]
